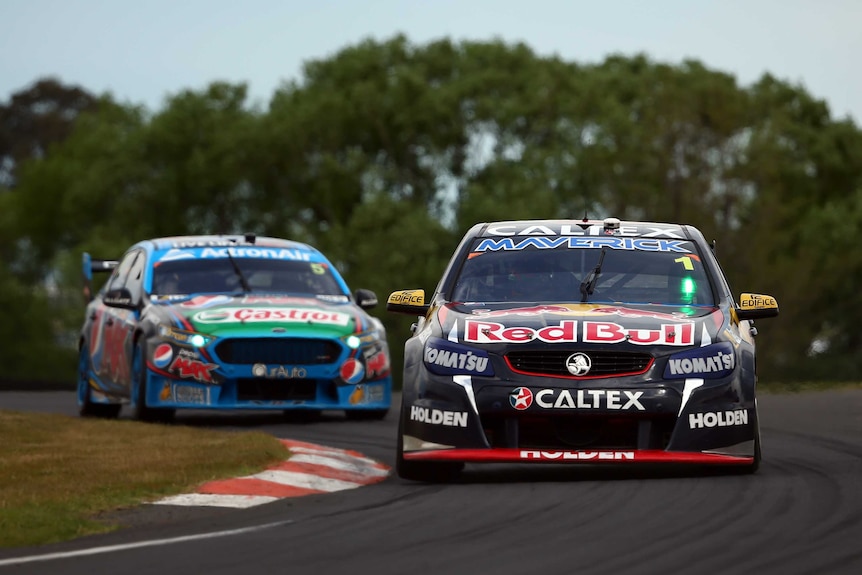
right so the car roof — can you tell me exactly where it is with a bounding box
[137,234,318,253]
[469,218,692,238]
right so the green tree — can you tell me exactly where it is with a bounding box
[4,36,862,383]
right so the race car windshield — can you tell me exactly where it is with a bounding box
[450,239,714,305]
[152,258,345,296]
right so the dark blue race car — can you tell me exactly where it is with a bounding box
[387,218,779,481]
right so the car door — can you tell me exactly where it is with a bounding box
[91,249,145,393]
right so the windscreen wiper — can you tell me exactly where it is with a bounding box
[226,244,252,293]
[580,246,607,302]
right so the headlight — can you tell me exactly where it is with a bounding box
[663,342,735,379]
[158,325,213,348]
[423,337,494,377]
[340,329,381,349]
[339,329,389,383]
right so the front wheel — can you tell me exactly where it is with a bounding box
[131,339,174,423]
[742,409,762,474]
[395,412,463,482]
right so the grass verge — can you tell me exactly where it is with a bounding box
[0,410,289,549]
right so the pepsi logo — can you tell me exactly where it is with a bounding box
[339,358,365,384]
[153,344,173,369]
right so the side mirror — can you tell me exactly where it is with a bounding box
[103,287,138,310]
[387,289,429,315]
[353,288,378,310]
[737,293,779,320]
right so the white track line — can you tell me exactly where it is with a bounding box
[0,520,293,567]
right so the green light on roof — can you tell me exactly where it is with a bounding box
[681,277,696,295]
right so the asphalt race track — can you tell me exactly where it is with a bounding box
[1,389,860,575]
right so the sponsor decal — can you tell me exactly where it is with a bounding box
[410,405,468,427]
[592,306,694,322]
[152,344,173,369]
[473,237,690,253]
[423,338,493,376]
[521,450,635,460]
[158,249,196,262]
[365,383,385,403]
[472,305,693,323]
[464,320,694,346]
[388,290,425,306]
[340,358,365,384]
[473,305,571,317]
[348,383,386,405]
[740,294,777,309]
[364,349,390,378]
[180,295,233,308]
[172,384,210,405]
[169,350,218,384]
[170,240,250,248]
[194,307,351,326]
[565,352,591,376]
[664,343,735,379]
[316,294,350,303]
[200,247,311,261]
[511,388,645,411]
[689,409,749,429]
[349,385,365,405]
[252,363,308,379]
[485,224,683,238]
[509,386,533,410]
[159,326,187,342]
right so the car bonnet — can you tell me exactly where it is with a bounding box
[436,302,727,350]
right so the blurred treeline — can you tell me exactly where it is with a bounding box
[1,36,860,385]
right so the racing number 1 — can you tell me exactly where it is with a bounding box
[674,256,695,271]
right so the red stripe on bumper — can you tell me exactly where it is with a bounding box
[404,448,753,465]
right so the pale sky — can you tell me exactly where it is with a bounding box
[1,0,860,122]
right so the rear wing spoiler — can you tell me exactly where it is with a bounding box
[82,252,118,303]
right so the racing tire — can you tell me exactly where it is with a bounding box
[77,344,121,419]
[396,413,463,483]
[739,410,762,474]
[345,408,389,421]
[131,339,175,423]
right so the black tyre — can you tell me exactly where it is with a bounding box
[743,407,762,474]
[131,339,175,423]
[395,412,463,482]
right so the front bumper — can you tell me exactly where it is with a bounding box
[400,365,757,464]
[142,333,392,411]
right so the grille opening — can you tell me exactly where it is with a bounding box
[482,413,676,451]
[236,379,317,401]
[506,350,652,378]
[216,338,341,365]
